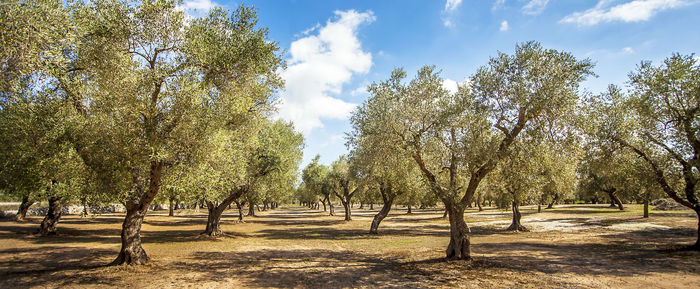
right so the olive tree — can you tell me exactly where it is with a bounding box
[590,54,700,248]
[63,1,283,264]
[329,155,365,221]
[299,156,332,212]
[368,42,593,259]
[348,90,423,233]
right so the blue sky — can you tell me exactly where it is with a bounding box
[181,0,700,168]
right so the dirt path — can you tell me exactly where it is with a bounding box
[0,204,698,288]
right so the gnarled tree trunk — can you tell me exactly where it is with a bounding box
[445,204,471,260]
[111,161,163,266]
[546,193,559,209]
[168,197,174,217]
[235,200,244,222]
[341,200,351,221]
[406,205,412,214]
[15,195,33,222]
[369,183,395,234]
[39,196,62,236]
[202,189,245,236]
[112,205,149,265]
[203,202,223,236]
[248,202,256,216]
[369,193,394,234]
[605,188,624,210]
[507,200,528,232]
[81,197,89,217]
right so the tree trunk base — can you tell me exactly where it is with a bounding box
[201,229,224,237]
[506,223,529,232]
[446,236,472,260]
[38,197,62,236]
[111,248,149,266]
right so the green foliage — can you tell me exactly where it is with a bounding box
[589,54,699,211]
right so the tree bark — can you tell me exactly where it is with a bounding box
[235,200,244,222]
[38,196,62,236]
[168,197,174,217]
[341,200,351,221]
[445,203,471,260]
[507,200,528,232]
[112,205,149,265]
[537,204,541,213]
[111,161,163,266]
[328,198,335,216]
[546,193,558,209]
[643,199,649,218]
[14,195,33,222]
[605,189,624,210]
[321,196,327,211]
[369,192,394,234]
[81,197,89,217]
[248,202,256,216]
[203,202,223,236]
[202,189,245,236]
[370,203,374,210]
[442,208,448,219]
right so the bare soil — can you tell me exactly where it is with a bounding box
[0,204,698,288]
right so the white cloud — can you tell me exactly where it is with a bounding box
[182,0,216,10]
[443,79,459,94]
[277,10,375,135]
[350,83,369,97]
[500,20,510,31]
[560,0,692,26]
[442,78,470,94]
[442,0,464,27]
[296,23,321,38]
[444,0,464,12]
[493,0,507,10]
[177,0,218,19]
[622,46,635,54]
[522,0,550,15]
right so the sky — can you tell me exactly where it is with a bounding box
[181,0,700,168]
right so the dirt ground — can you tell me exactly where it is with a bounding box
[0,204,698,288]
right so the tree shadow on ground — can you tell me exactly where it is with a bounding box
[0,222,245,245]
[474,227,700,277]
[172,249,417,288]
[247,218,348,227]
[256,225,449,240]
[0,246,119,288]
[172,249,585,288]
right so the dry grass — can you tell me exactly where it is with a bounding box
[0,204,698,288]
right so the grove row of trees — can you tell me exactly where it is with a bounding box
[1,0,304,265]
[2,0,699,266]
[296,42,700,259]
